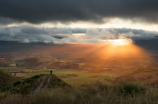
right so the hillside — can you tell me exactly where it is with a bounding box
[11,74,71,94]
[33,74,71,94]
[0,70,19,90]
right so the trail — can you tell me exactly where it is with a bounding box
[33,75,52,94]
[44,75,51,88]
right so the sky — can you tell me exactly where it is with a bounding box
[0,0,158,44]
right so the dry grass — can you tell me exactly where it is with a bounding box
[1,82,158,104]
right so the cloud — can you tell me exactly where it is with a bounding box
[84,28,118,39]
[0,0,158,24]
[115,28,158,40]
[0,26,71,43]
[82,28,158,41]
[0,25,103,44]
[0,25,158,44]
[0,17,21,25]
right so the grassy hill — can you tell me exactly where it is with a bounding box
[8,74,71,94]
[49,74,71,88]
[0,70,19,91]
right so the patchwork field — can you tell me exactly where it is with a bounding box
[1,67,158,86]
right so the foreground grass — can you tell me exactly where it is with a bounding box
[1,82,158,104]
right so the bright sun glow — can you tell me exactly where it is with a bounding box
[96,38,145,58]
[106,39,132,46]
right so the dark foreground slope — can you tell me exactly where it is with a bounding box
[0,70,19,91]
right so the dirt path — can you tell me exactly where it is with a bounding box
[33,75,52,94]
[44,75,51,88]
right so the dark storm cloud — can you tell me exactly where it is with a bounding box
[0,0,158,24]
[0,17,21,25]
[53,35,68,39]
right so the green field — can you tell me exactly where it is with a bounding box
[1,66,157,86]
[0,67,115,85]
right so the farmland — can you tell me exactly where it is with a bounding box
[1,66,158,86]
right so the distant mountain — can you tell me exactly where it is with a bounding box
[0,41,54,53]
[0,41,53,47]
[0,39,158,53]
[134,38,158,51]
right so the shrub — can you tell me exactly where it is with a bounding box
[31,75,40,79]
[14,81,21,86]
[23,75,40,84]
[119,82,146,96]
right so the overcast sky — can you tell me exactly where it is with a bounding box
[0,0,158,43]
